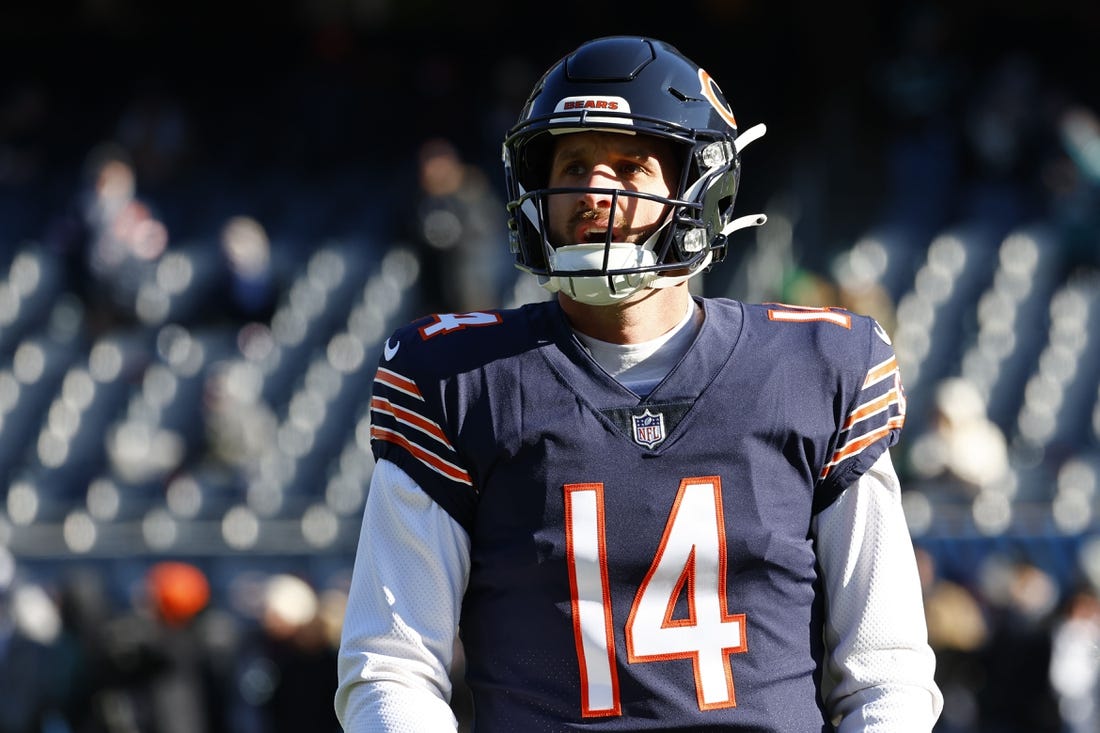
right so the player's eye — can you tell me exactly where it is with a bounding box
[618,161,650,178]
[562,162,588,178]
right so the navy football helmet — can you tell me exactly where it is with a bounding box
[503,36,766,305]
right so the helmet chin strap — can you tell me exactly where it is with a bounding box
[648,251,712,289]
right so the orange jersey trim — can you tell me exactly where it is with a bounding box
[863,356,898,388]
[820,417,905,479]
[370,425,472,486]
[374,367,423,400]
[370,396,452,448]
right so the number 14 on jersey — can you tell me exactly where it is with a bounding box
[564,476,748,718]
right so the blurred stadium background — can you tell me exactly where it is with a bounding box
[0,1,1099,731]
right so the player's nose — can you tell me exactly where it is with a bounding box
[579,165,621,209]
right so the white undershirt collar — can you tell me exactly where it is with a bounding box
[574,299,703,396]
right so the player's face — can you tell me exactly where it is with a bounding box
[545,132,679,247]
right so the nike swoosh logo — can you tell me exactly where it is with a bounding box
[383,338,400,361]
[873,320,892,345]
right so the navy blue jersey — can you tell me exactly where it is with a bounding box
[369,298,905,732]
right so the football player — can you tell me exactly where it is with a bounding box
[337,36,943,732]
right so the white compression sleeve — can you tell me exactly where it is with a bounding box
[814,450,944,732]
[336,459,472,733]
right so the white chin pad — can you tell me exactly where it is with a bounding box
[546,243,657,306]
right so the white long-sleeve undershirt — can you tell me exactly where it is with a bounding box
[336,459,470,733]
[815,450,943,731]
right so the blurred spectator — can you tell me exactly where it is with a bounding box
[916,548,987,732]
[1049,584,1100,733]
[316,585,348,656]
[240,574,340,733]
[907,377,1010,500]
[0,547,55,733]
[105,422,187,487]
[146,561,211,627]
[82,561,237,733]
[50,567,116,733]
[975,555,1061,732]
[406,137,511,314]
[1048,104,1100,270]
[217,216,279,324]
[774,265,898,336]
[201,356,278,476]
[45,142,171,336]
[779,268,840,309]
[830,251,899,335]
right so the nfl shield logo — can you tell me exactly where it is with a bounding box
[631,409,666,449]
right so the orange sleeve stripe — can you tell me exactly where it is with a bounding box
[375,367,423,400]
[820,417,904,479]
[863,357,898,388]
[842,389,902,431]
[370,426,473,486]
[370,396,452,447]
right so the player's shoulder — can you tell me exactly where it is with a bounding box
[378,301,555,381]
[739,301,892,363]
